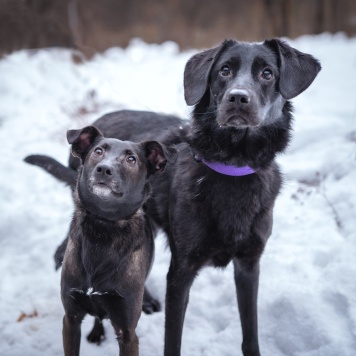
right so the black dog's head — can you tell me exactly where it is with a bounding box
[67,126,177,221]
[184,38,321,128]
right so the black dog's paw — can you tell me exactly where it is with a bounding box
[142,294,161,314]
[87,320,105,345]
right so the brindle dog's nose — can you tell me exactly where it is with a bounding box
[228,89,250,104]
[96,164,113,176]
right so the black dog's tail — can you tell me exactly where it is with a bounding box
[24,155,77,188]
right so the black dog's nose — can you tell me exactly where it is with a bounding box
[228,89,250,104]
[96,164,113,176]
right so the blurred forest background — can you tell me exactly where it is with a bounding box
[1,0,356,57]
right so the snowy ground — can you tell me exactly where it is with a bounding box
[0,33,355,356]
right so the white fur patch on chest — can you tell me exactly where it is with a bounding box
[70,287,110,296]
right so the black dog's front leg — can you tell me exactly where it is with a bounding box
[164,258,196,356]
[233,257,261,356]
[62,313,84,356]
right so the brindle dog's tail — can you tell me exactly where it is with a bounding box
[24,155,77,188]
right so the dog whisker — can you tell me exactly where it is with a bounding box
[196,176,205,185]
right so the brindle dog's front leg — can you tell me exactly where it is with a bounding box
[105,294,142,356]
[62,313,84,356]
[113,326,139,356]
[233,257,261,356]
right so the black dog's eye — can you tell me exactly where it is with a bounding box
[261,69,273,80]
[220,65,231,77]
[126,156,136,165]
[94,148,103,156]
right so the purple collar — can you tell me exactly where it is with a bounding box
[201,158,256,176]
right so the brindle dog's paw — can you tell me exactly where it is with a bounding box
[87,319,105,345]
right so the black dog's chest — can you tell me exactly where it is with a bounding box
[199,175,260,231]
[208,251,236,268]
[185,174,264,267]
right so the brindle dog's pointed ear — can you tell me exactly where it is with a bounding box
[264,39,321,100]
[184,40,235,106]
[67,126,103,162]
[142,141,178,174]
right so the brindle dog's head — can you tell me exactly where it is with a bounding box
[184,39,321,128]
[67,126,177,220]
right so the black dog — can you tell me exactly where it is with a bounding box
[153,39,320,356]
[59,125,176,355]
[26,39,320,355]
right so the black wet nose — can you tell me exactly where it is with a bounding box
[96,164,113,176]
[228,89,250,104]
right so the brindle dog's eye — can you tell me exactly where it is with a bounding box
[261,69,273,80]
[94,148,103,156]
[126,156,136,164]
[220,65,231,77]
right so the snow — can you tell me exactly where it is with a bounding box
[0,34,355,355]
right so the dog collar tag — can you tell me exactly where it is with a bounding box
[201,159,256,176]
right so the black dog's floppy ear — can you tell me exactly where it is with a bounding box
[142,141,178,174]
[67,126,103,162]
[264,38,321,100]
[184,40,234,106]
